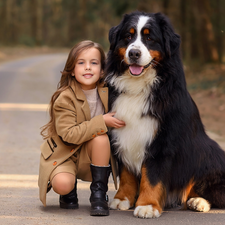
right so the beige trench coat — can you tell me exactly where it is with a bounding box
[38,80,117,206]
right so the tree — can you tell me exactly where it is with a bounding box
[0,0,224,64]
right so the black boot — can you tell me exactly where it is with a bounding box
[90,164,110,216]
[60,179,79,209]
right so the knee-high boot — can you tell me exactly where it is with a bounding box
[90,164,110,216]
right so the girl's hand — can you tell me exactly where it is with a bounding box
[103,112,125,128]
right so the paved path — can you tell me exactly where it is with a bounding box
[0,55,225,224]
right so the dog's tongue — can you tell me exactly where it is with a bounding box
[129,65,143,75]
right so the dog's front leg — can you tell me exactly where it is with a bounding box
[110,166,138,210]
[134,166,166,218]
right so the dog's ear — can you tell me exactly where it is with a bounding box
[108,14,128,51]
[155,12,180,57]
[108,25,120,51]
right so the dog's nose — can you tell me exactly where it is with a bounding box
[129,49,141,60]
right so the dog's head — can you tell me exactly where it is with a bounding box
[107,12,180,77]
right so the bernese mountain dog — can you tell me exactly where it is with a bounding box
[105,11,225,218]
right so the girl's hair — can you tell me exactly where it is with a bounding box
[40,40,106,139]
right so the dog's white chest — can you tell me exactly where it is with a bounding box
[111,93,158,175]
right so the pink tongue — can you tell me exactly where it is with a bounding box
[129,65,143,75]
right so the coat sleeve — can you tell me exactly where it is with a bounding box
[54,101,108,145]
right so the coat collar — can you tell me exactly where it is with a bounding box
[71,79,87,101]
[70,79,108,120]
[98,85,108,113]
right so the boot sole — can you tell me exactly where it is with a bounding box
[90,209,109,216]
[60,202,79,209]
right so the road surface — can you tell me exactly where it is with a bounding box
[0,54,225,224]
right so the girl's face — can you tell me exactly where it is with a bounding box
[73,47,103,90]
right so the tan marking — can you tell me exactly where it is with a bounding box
[180,179,198,209]
[118,47,126,59]
[143,28,150,34]
[150,50,162,62]
[135,166,166,214]
[130,28,135,34]
[153,129,158,138]
[114,167,138,208]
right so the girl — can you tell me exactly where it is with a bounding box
[38,40,125,216]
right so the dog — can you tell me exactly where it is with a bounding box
[105,11,225,218]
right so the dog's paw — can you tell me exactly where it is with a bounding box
[133,205,161,219]
[187,197,211,212]
[110,197,130,210]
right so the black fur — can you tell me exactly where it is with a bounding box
[106,11,225,211]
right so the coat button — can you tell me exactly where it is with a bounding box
[92,134,96,138]
[101,130,104,133]
[70,149,74,152]
[53,161,57,166]
[97,132,101,135]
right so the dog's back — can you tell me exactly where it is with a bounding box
[106,11,225,218]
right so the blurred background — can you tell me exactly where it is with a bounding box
[0,0,225,63]
[0,0,225,135]
[0,1,225,223]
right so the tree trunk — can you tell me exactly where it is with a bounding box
[215,0,224,62]
[36,0,43,45]
[195,0,219,62]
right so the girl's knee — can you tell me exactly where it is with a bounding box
[51,173,75,195]
[87,134,110,164]
[91,134,110,146]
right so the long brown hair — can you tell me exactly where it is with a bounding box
[40,40,106,139]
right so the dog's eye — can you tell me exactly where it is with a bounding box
[126,34,132,40]
[147,36,155,43]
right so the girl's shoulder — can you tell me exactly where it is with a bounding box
[55,87,75,105]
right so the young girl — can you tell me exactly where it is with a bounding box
[38,40,125,216]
